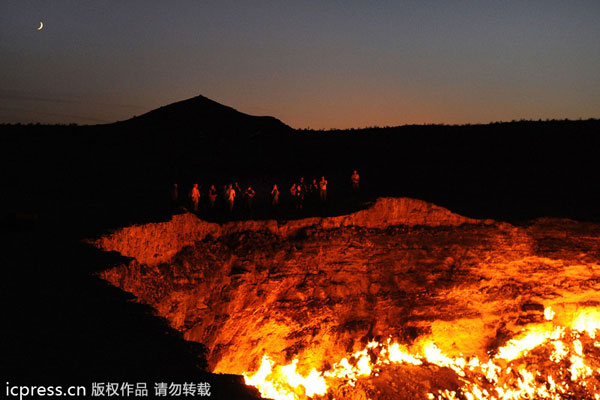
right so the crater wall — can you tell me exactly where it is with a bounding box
[94,198,600,398]
[91,197,487,267]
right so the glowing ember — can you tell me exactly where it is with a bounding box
[244,305,600,400]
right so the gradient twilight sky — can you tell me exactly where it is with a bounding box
[1,1,599,129]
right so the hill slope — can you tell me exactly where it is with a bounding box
[112,94,292,139]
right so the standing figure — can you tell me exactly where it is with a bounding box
[234,182,242,200]
[299,177,306,193]
[225,184,236,213]
[244,186,256,210]
[319,176,328,202]
[271,184,280,210]
[295,180,304,209]
[208,185,218,209]
[171,183,179,207]
[310,179,319,204]
[222,185,228,210]
[190,183,201,212]
[351,170,360,192]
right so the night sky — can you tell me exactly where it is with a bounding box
[1,1,599,129]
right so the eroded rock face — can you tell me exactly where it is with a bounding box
[92,197,486,267]
[95,198,600,399]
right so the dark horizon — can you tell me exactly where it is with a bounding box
[1,93,599,130]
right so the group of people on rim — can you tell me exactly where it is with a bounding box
[287,176,328,210]
[172,170,360,215]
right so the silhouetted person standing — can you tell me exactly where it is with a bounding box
[319,176,328,202]
[271,184,279,210]
[351,170,360,192]
[190,183,201,212]
[208,185,218,209]
[171,183,179,208]
[225,184,235,213]
[234,182,242,207]
[244,186,255,210]
[295,180,304,209]
[310,179,319,204]
[299,177,306,193]
[222,185,228,211]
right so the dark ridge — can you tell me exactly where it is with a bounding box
[110,94,292,140]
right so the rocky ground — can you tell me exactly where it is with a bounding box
[94,198,600,399]
[1,216,263,400]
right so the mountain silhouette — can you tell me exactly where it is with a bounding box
[112,94,292,140]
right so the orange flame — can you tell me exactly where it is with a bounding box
[244,306,600,400]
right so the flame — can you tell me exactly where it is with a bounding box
[244,355,326,400]
[243,306,600,400]
[495,324,563,361]
[422,341,467,377]
[387,342,422,365]
[572,308,600,339]
[279,360,327,397]
[545,306,556,321]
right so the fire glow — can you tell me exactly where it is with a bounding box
[243,307,600,400]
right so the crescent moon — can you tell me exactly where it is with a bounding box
[37,21,43,31]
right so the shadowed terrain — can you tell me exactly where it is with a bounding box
[2,94,600,398]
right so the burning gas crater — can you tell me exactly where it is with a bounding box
[243,306,600,400]
[95,199,600,400]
